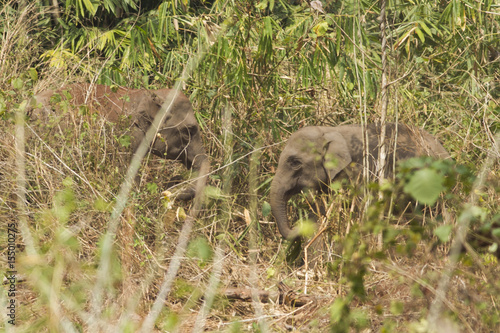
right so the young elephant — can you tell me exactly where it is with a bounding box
[270,123,451,241]
[31,83,208,200]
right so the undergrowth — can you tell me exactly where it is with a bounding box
[1,1,499,332]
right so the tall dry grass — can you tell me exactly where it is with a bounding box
[1,2,499,332]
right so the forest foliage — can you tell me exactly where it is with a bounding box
[1,0,499,332]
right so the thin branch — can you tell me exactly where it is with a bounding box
[377,0,389,183]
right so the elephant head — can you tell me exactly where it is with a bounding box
[31,83,208,200]
[128,89,207,171]
[270,123,450,241]
[128,89,209,200]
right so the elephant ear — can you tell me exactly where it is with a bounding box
[323,131,352,180]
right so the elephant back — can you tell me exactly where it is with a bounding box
[381,123,450,160]
[31,83,132,121]
[335,123,450,178]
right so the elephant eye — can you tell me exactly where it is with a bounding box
[186,124,198,134]
[180,125,197,141]
[287,157,302,170]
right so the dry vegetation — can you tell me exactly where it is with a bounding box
[1,1,500,332]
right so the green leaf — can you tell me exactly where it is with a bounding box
[350,308,369,329]
[434,225,453,243]
[28,68,38,82]
[187,237,213,264]
[205,186,224,200]
[52,187,76,223]
[12,78,23,90]
[176,207,187,221]
[94,198,112,212]
[330,180,342,192]
[118,135,131,148]
[82,0,97,17]
[459,205,487,224]
[394,27,414,50]
[266,267,275,279]
[256,0,268,10]
[324,153,338,170]
[262,201,272,218]
[227,322,242,333]
[330,298,349,323]
[338,61,345,82]
[57,228,80,250]
[62,176,74,187]
[390,301,404,315]
[162,312,179,332]
[297,219,316,238]
[418,21,433,37]
[415,27,425,43]
[403,168,444,205]
[336,27,342,55]
[146,182,158,194]
[313,21,329,37]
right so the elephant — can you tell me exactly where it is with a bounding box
[30,83,208,200]
[270,123,451,241]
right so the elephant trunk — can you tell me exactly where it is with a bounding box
[270,178,301,241]
[189,154,209,218]
[174,151,209,202]
[189,150,207,171]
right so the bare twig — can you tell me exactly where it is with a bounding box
[376,0,391,250]
[377,0,389,184]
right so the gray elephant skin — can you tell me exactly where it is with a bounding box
[32,83,208,200]
[270,123,451,241]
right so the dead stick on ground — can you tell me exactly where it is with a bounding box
[223,285,317,308]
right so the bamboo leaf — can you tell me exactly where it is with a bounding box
[336,26,341,56]
[313,21,329,37]
[415,27,425,43]
[82,0,97,17]
[256,0,268,10]
[394,26,415,50]
[418,20,432,37]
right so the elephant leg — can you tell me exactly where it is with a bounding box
[164,175,199,201]
[169,176,196,201]
[163,175,183,187]
[176,187,196,201]
[287,191,327,266]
